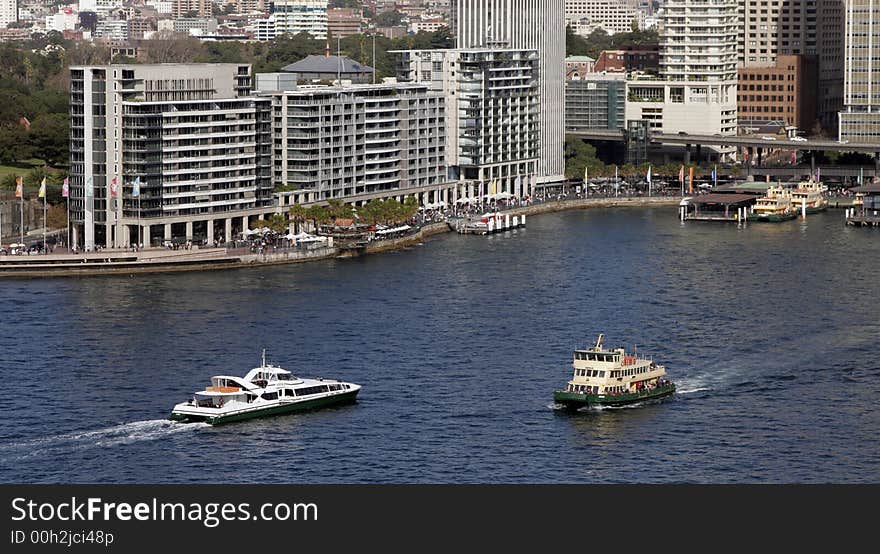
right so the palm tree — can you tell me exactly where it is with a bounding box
[289,204,307,233]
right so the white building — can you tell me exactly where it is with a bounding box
[565,0,644,36]
[254,16,276,42]
[45,8,78,33]
[78,0,123,13]
[397,48,541,198]
[625,0,738,140]
[254,79,450,207]
[451,0,565,185]
[68,64,272,251]
[273,0,327,40]
[0,0,17,29]
[94,20,130,40]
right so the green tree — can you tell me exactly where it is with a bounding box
[564,135,606,180]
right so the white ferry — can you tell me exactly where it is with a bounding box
[170,351,361,425]
[789,180,828,214]
[553,335,675,409]
[748,185,797,222]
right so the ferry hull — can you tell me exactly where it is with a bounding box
[170,389,359,425]
[553,384,675,409]
[748,212,798,222]
[805,205,827,214]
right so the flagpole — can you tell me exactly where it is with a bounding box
[20,186,23,247]
[42,189,46,254]
[66,196,70,253]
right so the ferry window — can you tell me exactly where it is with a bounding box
[261,392,278,400]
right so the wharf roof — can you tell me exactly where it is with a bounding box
[714,181,782,194]
[690,193,758,205]
[281,55,374,75]
[851,184,880,194]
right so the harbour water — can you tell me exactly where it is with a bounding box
[1,207,878,483]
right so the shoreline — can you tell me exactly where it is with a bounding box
[0,197,681,278]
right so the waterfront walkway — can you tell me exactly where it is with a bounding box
[0,196,680,278]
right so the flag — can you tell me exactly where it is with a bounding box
[14,176,22,198]
[110,177,118,197]
[583,165,588,183]
[38,177,46,198]
[816,167,820,182]
[646,165,652,186]
[711,166,716,187]
[679,166,685,183]
[791,151,797,164]
[766,174,771,183]
[62,177,69,198]
[688,167,694,194]
[132,177,140,198]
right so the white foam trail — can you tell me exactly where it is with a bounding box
[677,386,710,395]
[0,420,206,462]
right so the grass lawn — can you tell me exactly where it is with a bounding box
[0,159,47,181]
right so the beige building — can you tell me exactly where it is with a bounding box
[172,0,211,18]
[327,7,362,38]
[737,0,818,67]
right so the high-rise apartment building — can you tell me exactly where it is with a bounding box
[255,80,448,205]
[273,0,328,40]
[327,7,362,38]
[451,0,565,185]
[172,0,212,19]
[69,64,272,251]
[0,0,17,29]
[839,0,880,142]
[626,0,738,138]
[396,48,540,197]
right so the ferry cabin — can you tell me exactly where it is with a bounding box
[566,348,666,396]
[191,372,354,410]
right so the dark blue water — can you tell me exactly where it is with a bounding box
[1,207,878,483]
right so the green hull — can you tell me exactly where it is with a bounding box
[553,384,675,409]
[170,389,359,425]
[805,205,827,214]
[748,212,798,222]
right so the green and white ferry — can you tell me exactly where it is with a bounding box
[553,335,675,409]
[170,351,361,425]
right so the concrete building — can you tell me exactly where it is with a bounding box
[737,55,818,133]
[272,0,328,40]
[327,7,362,38]
[255,16,275,41]
[625,0,738,140]
[0,0,17,29]
[94,20,130,41]
[396,48,540,198]
[565,73,627,132]
[254,79,450,207]
[69,64,272,250]
[451,0,565,185]
[839,0,880,143]
[737,0,818,67]
[818,0,845,134]
[565,0,644,36]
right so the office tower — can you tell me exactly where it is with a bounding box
[839,0,880,142]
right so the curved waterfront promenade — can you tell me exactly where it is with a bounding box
[0,196,680,278]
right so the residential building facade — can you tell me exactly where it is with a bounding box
[565,0,644,36]
[0,0,16,29]
[396,48,540,198]
[69,64,272,251]
[272,0,328,39]
[255,80,450,206]
[451,0,565,185]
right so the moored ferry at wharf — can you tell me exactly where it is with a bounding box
[170,351,361,425]
[554,335,675,409]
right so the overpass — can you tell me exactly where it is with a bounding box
[569,130,880,156]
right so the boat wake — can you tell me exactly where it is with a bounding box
[0,419,206,462]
